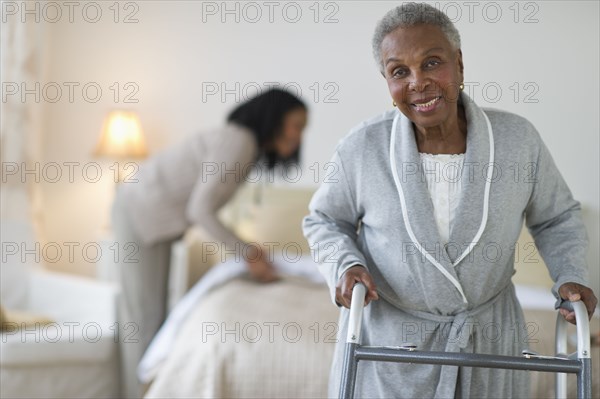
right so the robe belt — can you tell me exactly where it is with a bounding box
[394,281,513,399]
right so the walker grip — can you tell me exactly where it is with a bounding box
[346,283,367,344]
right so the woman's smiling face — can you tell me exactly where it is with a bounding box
[381,24,464,131]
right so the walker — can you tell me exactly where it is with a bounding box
[339,283,593,398]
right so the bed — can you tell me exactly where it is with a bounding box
[139,184,599,398]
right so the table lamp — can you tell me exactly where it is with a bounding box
[94,110,148,182]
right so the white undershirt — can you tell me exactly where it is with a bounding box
[419,153,465,245]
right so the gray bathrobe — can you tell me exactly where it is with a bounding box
[302,93,589,398]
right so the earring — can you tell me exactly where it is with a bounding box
[459,83,465,91]
[392,101,397,107]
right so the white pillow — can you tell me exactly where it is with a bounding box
[234,185,315,257]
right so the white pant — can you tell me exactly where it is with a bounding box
[111,192,178,398]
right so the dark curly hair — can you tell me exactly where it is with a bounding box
[227,88,307,169]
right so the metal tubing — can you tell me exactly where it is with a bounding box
[555,301,592,398]
[339,292,592,399]
[555,312,568,399]
[339,343,358,399]
[354,347,581,374]
[340,283,366,399]
[577,358,592,399]
[570,302,591,359]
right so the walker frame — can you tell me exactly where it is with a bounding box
[339,284,592,399]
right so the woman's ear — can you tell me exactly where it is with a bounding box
[458,49,464,75]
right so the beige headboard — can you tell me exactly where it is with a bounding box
[513,227,553,288]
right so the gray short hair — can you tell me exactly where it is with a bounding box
[372,2,461,73]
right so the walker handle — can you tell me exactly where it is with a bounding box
[557,301,591,359]
[555,300,591,399]
[346,283,367,344]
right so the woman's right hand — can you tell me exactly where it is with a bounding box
[245,245,279,283]
[336,265,379,308]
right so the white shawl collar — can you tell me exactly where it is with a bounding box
[389,93,495,303]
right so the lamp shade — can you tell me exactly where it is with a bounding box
[94,111,148,158]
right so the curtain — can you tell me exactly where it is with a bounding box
[1,15,46,243]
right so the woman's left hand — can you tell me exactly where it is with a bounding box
[558,282,598,324]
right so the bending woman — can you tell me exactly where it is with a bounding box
[112,88,307,397]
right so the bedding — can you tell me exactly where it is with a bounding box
[139,255,326,383]
[144,276,338,398]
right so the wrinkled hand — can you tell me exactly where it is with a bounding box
[336,265,379,308]
[558,282,597,324]
[245,245,279,283]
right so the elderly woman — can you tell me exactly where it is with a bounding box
[303,3,597,398]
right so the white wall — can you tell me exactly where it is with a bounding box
[7,1,596,292]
